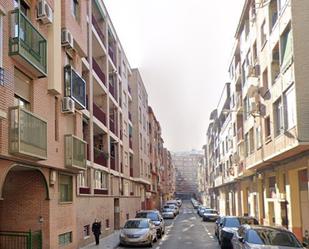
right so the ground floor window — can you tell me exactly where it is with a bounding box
[83,225,90,239]
[59,174,73,202]
[58,231,72,246]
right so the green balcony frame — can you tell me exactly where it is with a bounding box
[9,106,47,160]
[65,135,87,170]
[9,9,47,78]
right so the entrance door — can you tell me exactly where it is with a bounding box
[114,198,120,230]
[268,202,275,225]
[298,169,309,243]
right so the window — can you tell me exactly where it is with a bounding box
[244,97,250,120]
[139,107,142,123]
[245,133,249,156]
[271,43,280,84]
[284,86,296,130]
[59,174,73,202]
[256,126,262,149]
[59,232,72,246]
[14,0,29,16]
[0,11,3,69]
[140,134,142,150]
[280,24,293,71]
[269,0,278,30]
[274,98,284,137]
[106,219,110,228]
[252,41,257,64]
[262,68,269,92]
[78,171,87,187]
[249,128,255,154]
[95,170,108,189]
[83,225,90,238]
[265,116,271,139]
[14,69,31,110]
[278,0,287,11]
[123,121,127,136]
[260,20,267,47]
[71,0,80,21]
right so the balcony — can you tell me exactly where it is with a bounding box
[9,9,47,77]
[93,103,107,126]
[64,65,86,109]
[65,135,87,170]
[94,147,108,167]
[9,107,47,160]
[92,15,106,46]
[92,58,106,85]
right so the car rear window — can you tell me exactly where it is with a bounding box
[224,218,240,227]
[136,212,159,221]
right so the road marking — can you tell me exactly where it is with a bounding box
[182,224,194,232]
[155,247,160,249]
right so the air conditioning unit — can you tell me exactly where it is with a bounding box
[37,0,53,24]
[62,97,75,114]
[61,29,74,49]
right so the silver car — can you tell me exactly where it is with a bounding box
[231,225,308,249]
[162,208,175,219]
[136,210,165,238]
[119,218,157,247]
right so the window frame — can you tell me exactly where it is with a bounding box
[58,231,72,246]
[59,174,73,203]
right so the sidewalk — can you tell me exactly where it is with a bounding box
[80,231,120,249]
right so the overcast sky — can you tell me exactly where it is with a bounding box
[104,0,245,152]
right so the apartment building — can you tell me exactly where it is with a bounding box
[0,0,174,248]
[206,0,309,243]
[160,148,176,203]
[129,69,152,210]
[148,106,162,209]
[173,151,202,200]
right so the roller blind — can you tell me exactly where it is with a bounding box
[14,68,31,102]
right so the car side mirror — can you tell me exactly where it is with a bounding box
[219,223,223,227]
[302,242,308,248]
[238,237,245,243]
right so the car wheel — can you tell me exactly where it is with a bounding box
[148,237,154,247]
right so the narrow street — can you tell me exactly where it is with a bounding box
[117,201,220,249]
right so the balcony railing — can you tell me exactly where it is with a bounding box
[65,135,87,170]
[94,147,108,167]
[64,65,86,109]
[92,15,106,46]
[92,58,106,85]
[93,102,107,126]
[9,107,47,160]
[9,9,47,77]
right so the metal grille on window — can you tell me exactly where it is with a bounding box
[0,67,4,86]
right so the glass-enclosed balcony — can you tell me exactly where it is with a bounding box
[65,135,87,170]
[9,9,47,78]
[9,106,47,160]
[64,65,86,110]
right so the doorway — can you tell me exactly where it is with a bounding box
[298,169,309,243]
[114,198,120,230]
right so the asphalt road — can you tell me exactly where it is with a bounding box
[117,201,220,249]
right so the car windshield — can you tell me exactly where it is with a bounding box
[136,212,159,221]
[163,208,172,212]
[246,229,302,247]
[124,220,149,229]
[204,210,218,214]
[224,218,241,227]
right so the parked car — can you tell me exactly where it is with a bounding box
[176,198,182,207]
[166,200,181,208]
[163,204,179,215]
[192,201,200,209]
[231,225,308,249]
[136,210,165,238]
[218,216,259,249]
[202,209,219,222]
[161,208,175,219]
[119,218,157,247]
[215,216,224,238]
[197,206,210,217]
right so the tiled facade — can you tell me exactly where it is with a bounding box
[206,0,309,244]
[0,0,175,248]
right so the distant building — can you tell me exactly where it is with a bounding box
[172,151,203,200]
